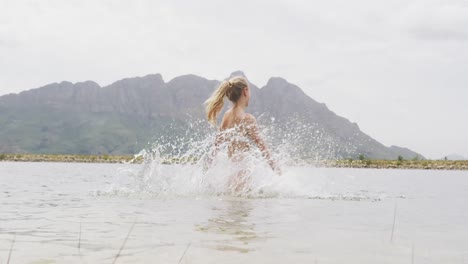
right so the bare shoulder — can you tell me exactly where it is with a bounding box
[243,113,257,123]
[243,113,258,129]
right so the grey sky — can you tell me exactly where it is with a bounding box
[1,0,467,159]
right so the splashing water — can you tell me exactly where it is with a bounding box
[101,117,386,201]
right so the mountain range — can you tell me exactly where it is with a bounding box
[0,71,423,160]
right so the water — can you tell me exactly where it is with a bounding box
[1,161,467,263]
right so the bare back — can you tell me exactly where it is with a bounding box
[211,108,279,174]
[218,109,252,158]
[205,78,280,175]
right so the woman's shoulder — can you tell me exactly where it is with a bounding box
[242,113,257,124]
[239,114,258,132]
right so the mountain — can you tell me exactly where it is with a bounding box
[0,71,423,160]
[440,154,466,161]
[389,146,424,160]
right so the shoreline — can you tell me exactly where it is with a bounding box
[1,153,467,171]
[314,159,468,171]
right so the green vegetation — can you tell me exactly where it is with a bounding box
[0,153,135,163]
[0,153,197,164]
[397,155,404,166]
[0,153,467,170]
[365,159,372,167]
[320,159,468,170]
[0,108,184,155]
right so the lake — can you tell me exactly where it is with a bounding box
[1,162,467,263]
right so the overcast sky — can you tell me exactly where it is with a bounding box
[1,0,467,159]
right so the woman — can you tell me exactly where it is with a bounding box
[204,76,281,191]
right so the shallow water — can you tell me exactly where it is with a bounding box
[0,162,467,263]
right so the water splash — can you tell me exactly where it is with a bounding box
[98,116,386,201]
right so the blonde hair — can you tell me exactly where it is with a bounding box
[204,76,249,125]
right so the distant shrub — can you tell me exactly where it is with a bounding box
[396,155,404,166]
[0,154,5,160]
[358,154,365,161]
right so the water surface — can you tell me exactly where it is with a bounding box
[1,162,467,263]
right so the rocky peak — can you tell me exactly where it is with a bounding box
[74,81,101,90]
[229,70,247,79]
[106,73,164,89]
[266,76,289,87]
[263,77,305,97]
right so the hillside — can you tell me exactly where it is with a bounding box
[0,71,423,159]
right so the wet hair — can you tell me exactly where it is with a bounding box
[204,76,249,125]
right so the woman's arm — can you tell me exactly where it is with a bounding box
[244,114,281,175]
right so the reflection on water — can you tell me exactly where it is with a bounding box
[195,199,266,253]
[1,162,468,263]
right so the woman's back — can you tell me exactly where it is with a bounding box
[219,109,252,158]
[204,76,280,176]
